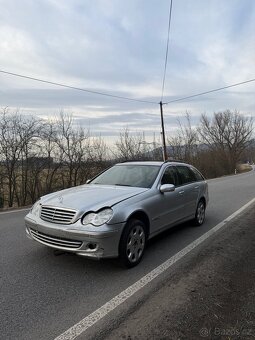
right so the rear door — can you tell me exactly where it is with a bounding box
[175,165,200,217]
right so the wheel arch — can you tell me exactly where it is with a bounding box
[199,196,207,208]
[118,209,150,243]
[118,210,150,266]
[126,210,150,238]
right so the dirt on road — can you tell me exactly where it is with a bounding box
[101,205,255,340]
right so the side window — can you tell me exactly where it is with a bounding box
[161,166,179,186]
[190,167,204,181]
[176,166,196,185]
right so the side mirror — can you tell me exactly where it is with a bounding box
[86,179,91,184]
[160,184,175,193]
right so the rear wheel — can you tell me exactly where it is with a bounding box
[119,219,146,268]
[193,200,206,226]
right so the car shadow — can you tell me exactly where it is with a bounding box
[146,220,193,248]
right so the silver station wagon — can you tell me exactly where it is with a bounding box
[25,161,208,267]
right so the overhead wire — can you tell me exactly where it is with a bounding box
[0,69,158,105]
[0,71,254,107]
[164,78,255,105]
[160,0,173,102]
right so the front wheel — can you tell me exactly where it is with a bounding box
[119,219,147,268]
[193,200,206,226]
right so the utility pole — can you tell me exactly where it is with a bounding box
[160,101,167,161]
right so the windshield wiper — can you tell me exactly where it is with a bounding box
[90,183,132,187]
[114,183,132,187]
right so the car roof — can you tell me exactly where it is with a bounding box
[116,160,191,167]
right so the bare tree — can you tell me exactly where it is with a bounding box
[17,116,42,205]
[242,138,255,164]
[55,112,90,187]
[5,108,252,207]
[115,128,156,161]
[77,136,110,183]
[37,119,61,194]
[0,109,40,206]
[0,110,110,207]
[167,112,199,163]
[198,110,254,174]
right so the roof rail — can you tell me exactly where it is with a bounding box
[120,159,162,163]
[163,159,186,164]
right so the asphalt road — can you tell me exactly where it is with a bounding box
[1,169,255,340]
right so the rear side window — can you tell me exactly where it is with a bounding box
[176,166,197,185]
[190,167,204,181]
[161,166,179,186]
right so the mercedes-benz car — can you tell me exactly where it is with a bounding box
[25,161,208,267]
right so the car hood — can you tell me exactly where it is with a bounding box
[40,184,148,212]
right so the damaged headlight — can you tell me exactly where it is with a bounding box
[82,208,113,226]
[30,200,41,217]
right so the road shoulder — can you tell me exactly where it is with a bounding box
[101,204,255,340]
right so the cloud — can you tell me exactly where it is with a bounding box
[0,0,254,141]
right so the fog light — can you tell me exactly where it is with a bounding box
[87,243,97,250]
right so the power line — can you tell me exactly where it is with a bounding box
[0,69,158,105]
[164,78,255,105]
[161,0,173,102]
[1,70,254,107]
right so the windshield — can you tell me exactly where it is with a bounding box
[90,164,160,188]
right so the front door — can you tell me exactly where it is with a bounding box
[150,166,184,234]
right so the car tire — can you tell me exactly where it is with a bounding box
[119,219,147,268]
[193,200,206,226]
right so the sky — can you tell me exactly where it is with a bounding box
[0,0,254,142]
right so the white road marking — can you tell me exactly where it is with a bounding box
[55,197,255,340]
[0,208,30,215]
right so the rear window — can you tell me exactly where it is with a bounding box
[190,167,204,181]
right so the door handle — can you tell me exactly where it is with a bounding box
[194,186,199,189]
[179,190,185,195]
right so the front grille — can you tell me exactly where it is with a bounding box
[40,206,77,224]
[30,228,82,249]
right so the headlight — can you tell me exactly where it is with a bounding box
[82,208,113,226]
[30,200,41,217]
